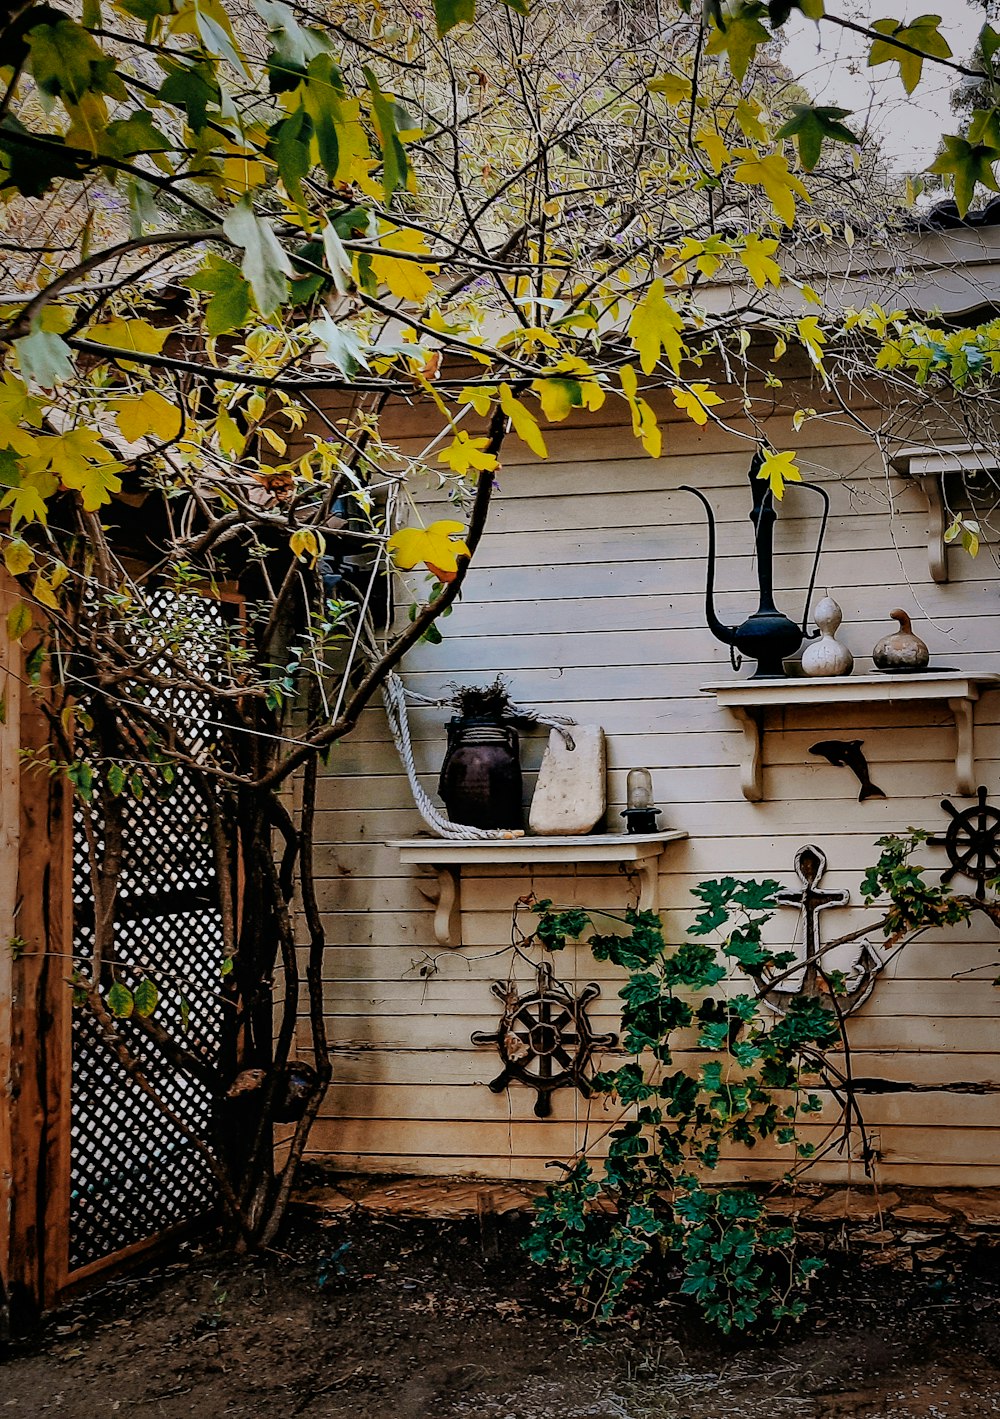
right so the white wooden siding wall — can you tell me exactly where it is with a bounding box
[300,378,1000,1185]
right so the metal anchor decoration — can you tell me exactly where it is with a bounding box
[929,786,1000,901]
[472,961,617,1117]
[761,844,882,1016]
[682,448,831,678]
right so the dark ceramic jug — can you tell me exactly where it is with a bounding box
[439,716,523,830]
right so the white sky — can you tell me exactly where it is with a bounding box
[781,1,984,173]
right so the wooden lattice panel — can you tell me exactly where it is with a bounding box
[68,592,229,1273]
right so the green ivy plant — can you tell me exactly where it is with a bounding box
[524,836,1000,1331]
[524,882,836,1331]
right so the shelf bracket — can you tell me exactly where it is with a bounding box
[636,859,659,913]
[730,705,763,802]
[917,473,949,584]
[948,696,977,797]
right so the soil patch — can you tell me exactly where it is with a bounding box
[4,1207,1000,1418]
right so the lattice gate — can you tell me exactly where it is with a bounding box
[64,593,230,1285]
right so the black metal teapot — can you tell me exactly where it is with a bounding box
[682,448,830,678]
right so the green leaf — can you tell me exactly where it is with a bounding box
[106,981,134,1018]
[309,309,369,377]
[158,62,219,133]
[434,0,475,35]
[222,196,293,316]
[364,65,409,199]
[26,16,124,100]
[102,110,171,161]
[15,327,74,386]
[266,106,313,204]
[775,103,858,171]
[6,601,32,641]
[322,220,355,294]
[768,0,822,21]
[928,134,1000,217]
[705,3,772,84]
[868,14,953,95]
[0,116,89,198]
[193,3,250,79]
[133,977,158,1017]
[256,0,331,78]
[66,758,94,800]
[186,253,253,335]
[117,0,174,19]
[980,23,1000,67]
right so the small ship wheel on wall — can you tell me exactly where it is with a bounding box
[472,961,617,1117]
[929,786,1000,901]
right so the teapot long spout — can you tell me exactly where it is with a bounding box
[679,485,737,647]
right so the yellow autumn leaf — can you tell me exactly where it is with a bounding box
[627,279,685,376]
[758,448,802,500]
[216,407,246,458]
[499,384,547,457]
[0,371,43,454]
[371,227,438,304]
[289,527,326,564]
[438,432,498,474]
[735,98,769,144]
[388,519,471,579]
[112,391,183,443]
[532,377,578,422]
[671,383,723,427]
[60,458,124,511]
[1,464,58,528]
[796,316,827,369]
[458,386,496,417]
[620,364,662,459]
[261,426,287,455]
[695,128,730,175]
[647,72,691,106]
[221,153,269,194]
[3,539,34,576]
[738,235,782,290]
[32,573,59,609]
[87,318,168,358]
[731,151,810,227]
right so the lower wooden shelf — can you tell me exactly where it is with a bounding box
[703,672,1000,801]
[389,830,688,946]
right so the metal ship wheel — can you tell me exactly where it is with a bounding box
[472,961,617,1117]
[929,786,1000,901]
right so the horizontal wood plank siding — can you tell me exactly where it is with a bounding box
[301,383,1000,1186]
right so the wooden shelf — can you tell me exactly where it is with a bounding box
[390,830,688,946]
[703,673,1000,802]
[892,445,999,584]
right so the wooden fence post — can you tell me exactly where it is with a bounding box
[0,574,73,1325]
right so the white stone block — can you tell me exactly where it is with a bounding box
[528,726,606,836]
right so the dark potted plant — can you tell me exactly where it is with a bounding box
[438,677,523,830]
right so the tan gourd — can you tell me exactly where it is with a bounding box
[871,608,929,672]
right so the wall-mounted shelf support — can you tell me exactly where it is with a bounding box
[390,830,688,946]
[892,445,1000,584]
[704,673,1000,802]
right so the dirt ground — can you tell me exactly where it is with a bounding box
[5,1205,1000,1419]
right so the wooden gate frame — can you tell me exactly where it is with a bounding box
[0,570,73,1324]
